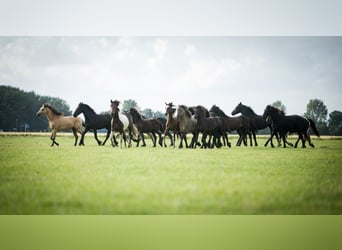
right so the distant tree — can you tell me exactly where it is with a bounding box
[0,85,71,132]
[121,99,139,111]
[304,99,329,135]
[271,100,287,113]
[154,110,166,118]
[328,111,342,135]
[142,108,154,118]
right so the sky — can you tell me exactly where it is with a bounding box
[0,36,341,116]
[0,0,341,116]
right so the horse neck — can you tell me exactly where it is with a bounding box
[167,111,177,121]
[241,106,258,117]
[45,109,60,121]
[132,112,142,123]
[269,110,283,121]
[82,106,97,120]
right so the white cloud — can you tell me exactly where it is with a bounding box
[184,45,197,57]
[147,38,168,70]
[118,36,135,47]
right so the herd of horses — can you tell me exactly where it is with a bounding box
[36,101,320,149]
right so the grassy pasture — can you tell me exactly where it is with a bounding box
[0,133,341,214]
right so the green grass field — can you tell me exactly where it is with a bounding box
[0,133,341,214]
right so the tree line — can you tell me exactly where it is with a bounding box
[0,86,71,132]
[0,85,341,135]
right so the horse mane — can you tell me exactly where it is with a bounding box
[178,105,192,118]
[268,105,285,115]
[209,105,227,117]
[79,103,97,114]
[44,104,62,116]
[130,108,143,120]
[242,104,257,115]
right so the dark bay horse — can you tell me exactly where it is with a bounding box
[262,105,320,148]
[129,108,163,147]
[209,105,250,146]
[194,105,226,148]
[177,105,199,148]
[163,102,180,147]
[36,104,83,146]
[73,103,113,146]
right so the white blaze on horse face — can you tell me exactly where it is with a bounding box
[36,106,45,116]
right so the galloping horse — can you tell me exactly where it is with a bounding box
[36,104,83,146]
[262,105,320,148]
[194,106,226,148]
[177,105,199,148]
[163,102,180,147]
[110,100,138,148]
[73,102,112,146]
[129,108,163,147]
[209,105,250,146]
[232,102,284,148]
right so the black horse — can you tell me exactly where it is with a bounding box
[73,102,113,146]
[262,105,320,148]
[232,102,276,147]
[129,108,164,147]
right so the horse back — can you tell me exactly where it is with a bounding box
[277,115,309,133]
[53,116,82,131]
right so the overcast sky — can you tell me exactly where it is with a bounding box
[0,36,341,116]
[1,0,341,116]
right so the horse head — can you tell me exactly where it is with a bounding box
[262,105,274,119]
[231,102,242,116]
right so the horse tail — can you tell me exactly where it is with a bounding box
[308,118,320,137]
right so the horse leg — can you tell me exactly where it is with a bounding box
[163,130,168,147]
[201,133,207,148]
[294,133,301,148]
[253,131,257,146]
[50,130,59,146]
[168,132,174,147]
[110,131,116,147]
[152,133,157,147]
[93,130,102,145]
[300,133,306,148]
[79,127,89,146]
[158,133,163,147]
[282,134,288,148]
[178,133,184,148]
[72,128,78,146]
[305,132,314,148]
[140,133,146,147]
[101,129,111,146]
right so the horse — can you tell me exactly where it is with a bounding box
[194,105,226,148]
[157,116,174,147]
[110,100,138,148]
[129,108,164,147]
[36,104,83,146]
[163,102,180,147]
[262,105,320,148]
[231,102,293,147]
[176,105,199,148]
[209,105,250,147]
[231,102,276,147]
[73,102,112,146]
